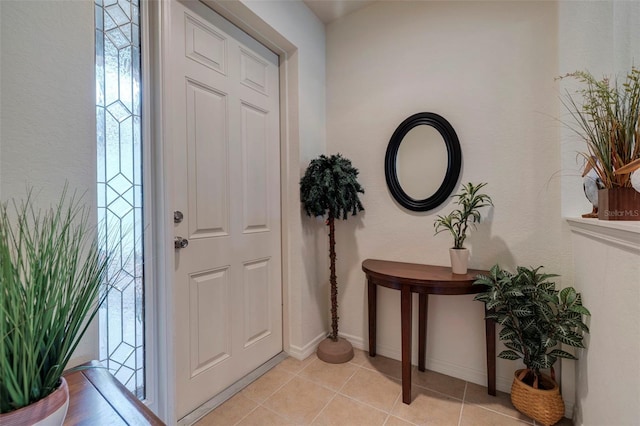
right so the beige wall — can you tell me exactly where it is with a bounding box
[0,0,97,366]
[326,0,561,397]
[568,220,640,426]
[559,2,640,424]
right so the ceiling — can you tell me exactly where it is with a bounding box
[302,0,377,24]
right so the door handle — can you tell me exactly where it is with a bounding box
[174,236,189,249]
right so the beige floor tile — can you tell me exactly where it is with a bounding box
[236,406,295,426]
[240,365,294,403]
[411,367,466,400]
[460,404,533,425]
[195,357,576,426]
[263,376,335,424]
[195,393,257,426]
[384,415,416,426]
[299,358,359,391]
[464,382,534,422]
[349,348,370,366]
[391,387,463,425]
[341,368,402,412]
[311,394,387,426]
[278,354,317,374]
[361,354,403,380]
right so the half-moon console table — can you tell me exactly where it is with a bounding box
[362,258,496,404]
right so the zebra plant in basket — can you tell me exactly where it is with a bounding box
[473,265,590,386]
[300,154,364,364]
[473,265,591,425]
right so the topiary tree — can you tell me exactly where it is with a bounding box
[300,154,364,344]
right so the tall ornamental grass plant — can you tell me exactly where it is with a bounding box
[0,190,112,414]
[560,67,640,188]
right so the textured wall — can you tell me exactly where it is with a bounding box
[326,0,561,396]
[559,2,640,423]
[0,0,97,366]
[569,221,640,426]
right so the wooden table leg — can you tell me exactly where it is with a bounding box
[485,307,496,396]
[401,286,412,404]
[368,280,377,357]
[418,294,428,372]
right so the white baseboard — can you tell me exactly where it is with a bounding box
[427,357,512,394]
[563,398,574,420]
[338,331,367,352]
[286,331,326,360]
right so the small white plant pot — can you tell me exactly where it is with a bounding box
[449,248,469,274]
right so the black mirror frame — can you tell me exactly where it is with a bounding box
[384,112,462,212]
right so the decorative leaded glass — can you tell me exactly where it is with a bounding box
[96,0,145,399]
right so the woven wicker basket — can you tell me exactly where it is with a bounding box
[510,369,564,426]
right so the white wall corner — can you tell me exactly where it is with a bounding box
[567,217,640,425]
[287,331,327,360]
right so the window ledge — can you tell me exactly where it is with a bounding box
[566,218,640,251]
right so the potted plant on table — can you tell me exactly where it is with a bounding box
[559,66,640,220]
[433,182,492,274]
[473,265,590,426]
[300,154,364,364]
[0,190,112,425]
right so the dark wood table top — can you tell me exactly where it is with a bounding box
[63,361,164,425]
[362,258,489,295]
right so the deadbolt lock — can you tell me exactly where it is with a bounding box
[174,210,184,224]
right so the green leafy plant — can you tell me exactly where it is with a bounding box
[473,265,590,389]
[434,182,492,249]
[0,190,113,414]
[300,154,364,341]
[559,67,640,188]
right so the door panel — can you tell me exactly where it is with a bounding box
[242,258,272,346]
[189,267,230,376]
[169,1,281,418]
[186,80,229,238]
[241,103,270,231]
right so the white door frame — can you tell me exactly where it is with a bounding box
[147,1,300,423]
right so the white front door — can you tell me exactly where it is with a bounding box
[167,1,282,418]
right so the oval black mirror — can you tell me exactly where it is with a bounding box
[385,112,462,211]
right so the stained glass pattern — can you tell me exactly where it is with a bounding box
[96,0,145,399]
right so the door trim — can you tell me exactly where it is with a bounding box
[150,1,300,422]
[140,0,158,412]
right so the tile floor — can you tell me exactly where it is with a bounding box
[195,349,573,426]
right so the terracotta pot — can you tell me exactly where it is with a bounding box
[0,377,69,426]
[317,336,354,364]
[449,248,469,274]
[510,369,564,426]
